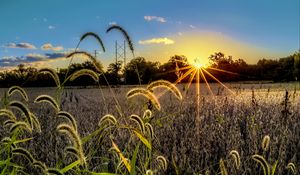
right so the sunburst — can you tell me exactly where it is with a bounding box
[157,58,236,126]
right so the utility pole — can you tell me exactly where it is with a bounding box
[115,40,126,67]
[94,50,98,58]
[124,40,126,67]
[115,40,127,84]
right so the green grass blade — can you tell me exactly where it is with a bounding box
[13,137,33,144]
[130,143,140,175]
[60,160,80,173]
[81,127,104,144]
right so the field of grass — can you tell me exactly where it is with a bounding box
[0,82,299,174]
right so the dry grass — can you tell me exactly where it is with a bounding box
[0,82,299,174]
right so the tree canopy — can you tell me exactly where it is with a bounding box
[0,51,299,87]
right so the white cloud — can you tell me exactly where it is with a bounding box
[144,16,166,23]
[5,42,36,49]
[109,21,117,25]
[41,43,64,51]
[139,37,175,45]
[48,25,55,29]
[26,53,48,61]
[189,25,196,29]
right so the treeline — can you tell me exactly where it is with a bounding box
[0,51,299,87]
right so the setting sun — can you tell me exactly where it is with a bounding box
[191,58,205,69]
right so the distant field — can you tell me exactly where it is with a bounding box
[0,82,299,174]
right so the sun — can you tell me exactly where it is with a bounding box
[191,58,205,69]
[193,62,203,69]
[156,57,236,130]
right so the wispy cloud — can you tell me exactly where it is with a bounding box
[5,42,36,49]
[189,25,196,29]
[144,16,166,23]
[0,53,67,67]
[139,37,175,45]
[41,43,63,51]
[48,25,55,29]
[109,21,117,25]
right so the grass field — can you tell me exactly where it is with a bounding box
[0,82,299,174]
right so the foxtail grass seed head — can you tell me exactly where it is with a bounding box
[106,25,134,55]
[10,121,32,134]
[30,113,41,133]
[99,114,117,126]
[127,88,161,110]
[57,123,81,150]
[130,114,145,133]
[1,137,12,144]
[12,147,34,163]
[143,109,152,119]
[8,86,28,101]
[33,161,47,171]
[147,80,183,100]
[39,68,61,88]
[69,69,99,82]
[65,146,80,158]
[146,170,153,175]
[219,159,228,175]
[286,162,296,174]
[57,111,78,131]
[34,95,60,111]
[145,123,154,139]
[9,101,32,127]
[66,51,103,72]
[262,135,270,151]
[57,123,86,165]
[0,109,16,120]
[252,154,270,175]
[4,119,16,127]
[80,32,105,52]
[156,155,167,171]
[229,150,240,169]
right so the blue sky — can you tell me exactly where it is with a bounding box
[0,0,299,69]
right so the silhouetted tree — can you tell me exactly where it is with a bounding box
[124,57,160,84]
[159,55,189,82]
[106,61,123,84]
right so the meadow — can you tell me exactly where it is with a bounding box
[0,82,298,174]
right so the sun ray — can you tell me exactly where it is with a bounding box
[199,68,214,96]
[206,67,240,75]
[195,69,201,133]
[155,65,192,78]
[174,67,195,84]
[201,68,235,94]
[186,69,197,90]
[178,65,193,71]
[156,66,194,99]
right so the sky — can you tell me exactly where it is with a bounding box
[0,0,299,70]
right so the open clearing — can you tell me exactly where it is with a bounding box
[0,82,299,174]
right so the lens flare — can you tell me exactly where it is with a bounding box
[156,57,237,129]
[192,58,204,69]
